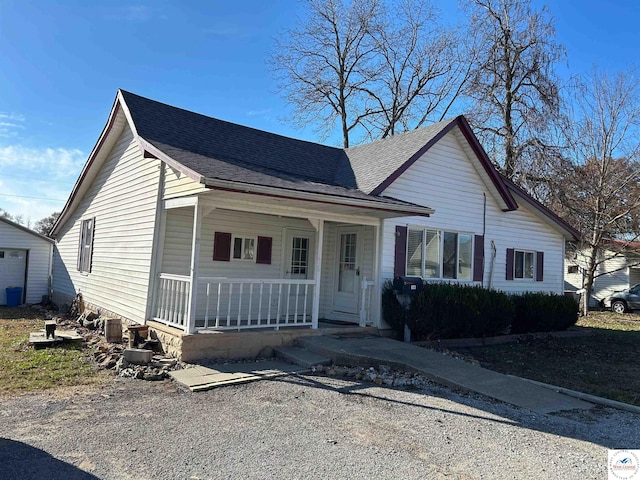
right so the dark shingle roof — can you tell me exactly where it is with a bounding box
[120,90,358,189]
[343,120,455,194]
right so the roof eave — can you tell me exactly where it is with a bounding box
[51,93,124,237]
[202,177,433,217]
[504,179,581,241]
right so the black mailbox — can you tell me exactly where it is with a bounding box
[392,276,424,296]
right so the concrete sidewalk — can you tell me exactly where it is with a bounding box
[298,335,593,414]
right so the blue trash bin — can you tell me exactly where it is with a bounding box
[5,287,23,307]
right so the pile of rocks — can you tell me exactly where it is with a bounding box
[312,363,436,388]
[41,308,184,382]
[116,355,180,381]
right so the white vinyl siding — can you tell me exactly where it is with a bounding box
[0,221,53,304]
[52,124,161,322]
[380,130,565,295]
[164,165,206,199]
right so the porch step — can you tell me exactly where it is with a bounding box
[274,346,332,368]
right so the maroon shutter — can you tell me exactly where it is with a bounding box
[88,217,96,273]
[506,248,514,280]
[256,236,272,264]
[394,226,407,277]
[536,251,544,282]
[213,232,232,261]
[472,235,484,282]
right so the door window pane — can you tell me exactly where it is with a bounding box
[338,233,357,292]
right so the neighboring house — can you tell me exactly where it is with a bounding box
[50,90,579,359]
[0,216,54,305]
[565,241,640,306]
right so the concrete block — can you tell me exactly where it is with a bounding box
[123,348,153,365]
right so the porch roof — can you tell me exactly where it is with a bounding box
[121,90,433,217]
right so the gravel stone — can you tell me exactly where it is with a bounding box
[0,372,635,479]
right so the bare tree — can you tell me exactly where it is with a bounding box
[551,69,640,314]
[271,0,381,147]
[34,212,60,238]
[271,0,468,147]
[462,0,566,181]
[359,0,472,139]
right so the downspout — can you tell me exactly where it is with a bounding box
[489,240,497,290]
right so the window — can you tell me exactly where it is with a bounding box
[232,236,255,261]
[407,228,473,280]
[567,265,579,274]
[290,237,309,275]
[78,218,94,273]
[514,250,534,279]
[213,232,272,264]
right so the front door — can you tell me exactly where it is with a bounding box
[334,227,362,315]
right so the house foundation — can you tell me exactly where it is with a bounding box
[147,320,379,362]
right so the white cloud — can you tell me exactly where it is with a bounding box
[0,145,85,179]
[0,144,85,222]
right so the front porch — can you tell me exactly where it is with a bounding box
[148,190,386,341]
[149,317,379,362]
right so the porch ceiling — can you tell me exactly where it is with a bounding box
[195,188,426,224]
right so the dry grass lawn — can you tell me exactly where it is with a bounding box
[0,307,107,395]
[453,311,640,406]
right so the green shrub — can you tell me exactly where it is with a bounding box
[381,282,514,341]
[511,292,579,333]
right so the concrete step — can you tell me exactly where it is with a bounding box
[274,345,332,368]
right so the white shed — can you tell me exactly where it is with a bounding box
[0,217,54,305]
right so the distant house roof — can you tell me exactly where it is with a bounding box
[52,89,580,240]
[0,216,54,243]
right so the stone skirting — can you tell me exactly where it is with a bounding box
[147,321,379,362]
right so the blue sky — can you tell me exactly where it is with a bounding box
[0,0,638,222]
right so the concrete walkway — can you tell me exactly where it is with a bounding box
[298,335,593,414]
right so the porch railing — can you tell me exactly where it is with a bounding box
[198,278,316,331]
[152,274,376,332]
[153,273,191,329]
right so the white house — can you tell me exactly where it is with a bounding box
[0,216,54,305]
[50,90,579,359]
[565,241,640,306]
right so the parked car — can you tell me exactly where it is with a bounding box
[602,284,640,313]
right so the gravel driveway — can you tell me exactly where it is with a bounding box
[0,373,636,479]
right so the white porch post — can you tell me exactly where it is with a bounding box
[186,201,202,334]
[372,220,382,327]
[310,218,324,329]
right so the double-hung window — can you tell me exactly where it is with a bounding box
[78,218,95,273]
[232,235,255,261]
[407,227,473,280]
[514,250,534,279]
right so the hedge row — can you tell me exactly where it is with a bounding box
[382,281,578,341]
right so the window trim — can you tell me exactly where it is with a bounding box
[406,226,475,281]
[231,234,257,262]
[78,217,95,273]
[513,249,535,280]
